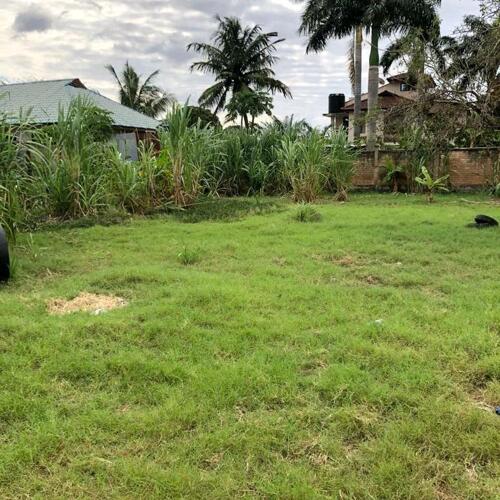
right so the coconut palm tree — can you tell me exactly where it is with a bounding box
[187,16,291,128]
[106,62,175,118]
[297,0,440,150]
[347,26,363,139]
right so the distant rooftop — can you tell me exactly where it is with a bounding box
[0,78,160,130]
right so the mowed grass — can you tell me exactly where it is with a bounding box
[1,194,499,498]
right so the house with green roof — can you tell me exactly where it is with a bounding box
[0,78,160,160]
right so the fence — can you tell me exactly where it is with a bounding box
[353,147,500,189]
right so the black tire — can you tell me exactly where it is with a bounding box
[0,226,10,282]
[475,214,499,226]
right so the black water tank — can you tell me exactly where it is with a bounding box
[328,93,345,114]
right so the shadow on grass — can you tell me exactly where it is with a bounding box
[166,197,287,223]
[34,197,287,231]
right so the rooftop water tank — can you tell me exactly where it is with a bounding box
[328,93,345,114]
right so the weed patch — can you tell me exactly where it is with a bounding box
[292,203,322,222]
[177,246,201,265]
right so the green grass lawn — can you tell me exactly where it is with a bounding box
[1,194,499,498]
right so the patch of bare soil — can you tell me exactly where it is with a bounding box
[47,292,127,315]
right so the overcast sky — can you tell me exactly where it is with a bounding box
[1,0,481,125]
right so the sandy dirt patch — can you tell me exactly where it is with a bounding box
[47,292,127,315]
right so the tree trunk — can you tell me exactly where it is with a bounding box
[242,113,249,129]
[353,26,363,140]
[367,25,380,151]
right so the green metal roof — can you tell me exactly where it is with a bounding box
[0,78,160,130]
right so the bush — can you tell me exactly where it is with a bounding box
[293,203,322,222]
[383,158,405,193]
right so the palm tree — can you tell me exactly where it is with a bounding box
[187,16,291,128]
[347,26,363,139]
[106,62,175,118]
[297,0,440,150]
[380,17,453,86]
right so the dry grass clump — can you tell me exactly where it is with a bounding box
[47,292,127,315]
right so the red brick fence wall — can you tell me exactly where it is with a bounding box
[353,147,500,189]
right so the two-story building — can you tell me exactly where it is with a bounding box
[324,73,420,143]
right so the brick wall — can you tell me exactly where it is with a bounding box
[448,150,496,187]
[353,148,499,189]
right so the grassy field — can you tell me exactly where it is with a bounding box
[1,194,499,498]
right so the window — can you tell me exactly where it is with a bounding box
[400,83,412,92]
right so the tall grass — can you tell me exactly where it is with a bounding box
[0,183,22,242]
[27,98,113,218]
[277,130,326,202]
[161,105,220,207]
[107,143,170,213]
[325,130,358,201]
[1,100,362,241]
[0,116,30,241]
[108,147,142,212]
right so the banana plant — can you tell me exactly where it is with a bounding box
[415,162,449,202]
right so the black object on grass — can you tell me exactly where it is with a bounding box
[467,214,499,229]
[475,214,498,226]
[0,226,10,282]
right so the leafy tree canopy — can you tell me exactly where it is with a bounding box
[185,106,221,128]
[225,90,273,128]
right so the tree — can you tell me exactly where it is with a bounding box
[185,106,221,128]
[380,18,454,87]
[106,62,175,118]
[297,0,441,149]
[386,3,499,148]
[225,90,273,128]
[272,115,313,136]
[187,15,291,125]
[353,26,363,140]
[348,27,363,139]
[445,13,499,96]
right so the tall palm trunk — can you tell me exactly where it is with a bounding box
[235,82,250,129]
[353,26,363,140]
[367,25,380,151]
